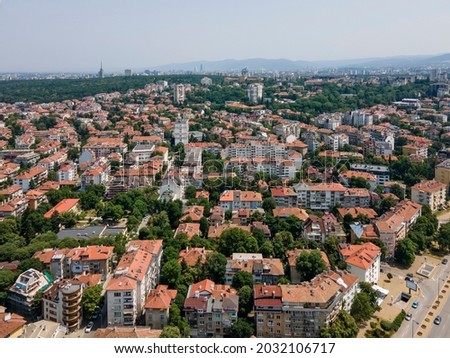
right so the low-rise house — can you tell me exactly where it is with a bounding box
[0,312,27,338]
[207,223,251,239]
[144,285,177,329]
[178,247,212,266]
[225,253,284,285]
[337,207,378,221]
[303,213,346,243]
[208,206,225,225]
[272,207,310,221]
[175,223,201,240]
[25,189,46,210]
[180,205,204,222]
[44,198,80,219]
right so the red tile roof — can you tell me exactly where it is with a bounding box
[44,198,79,218]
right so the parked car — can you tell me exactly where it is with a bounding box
[434,316,442,325]
[407,273,414,278]
[442,259,448,265]
[405,313,412,321]
[85,321,94,333]
[412,301,419,309]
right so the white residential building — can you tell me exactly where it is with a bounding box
[173,116,189,145]
[173,84,185,104]
[340,243,381,284]
[247,83,263,104]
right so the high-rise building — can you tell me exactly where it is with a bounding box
[247,83,263,104]
[124,69,132,76]
[173,84,185,104]
[173,115,189,145]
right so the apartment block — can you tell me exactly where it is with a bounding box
[105,240,163,326]
[173,84,186,104]
[254,271,358,338]
[411,180,447,212]
[184,279,239,338]
[349,164,390,185]
[67,245,114,279]
[340,243,381,284]
[42,280,84,332]
[374,200,422,256]
[219,190,263,211]
[13,166,48,192]
[7,269,52,320]
[247,83,263,104]
[294,182,346,211]
[173,115,189,145]
[435,159,450,185]
[343,188,371,208]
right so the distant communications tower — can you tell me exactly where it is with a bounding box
[98,61,104,78]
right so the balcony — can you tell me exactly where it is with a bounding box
[63,294,81,303]
[63,315,80,326]
[63,306,81,315]
[63,300,80,309]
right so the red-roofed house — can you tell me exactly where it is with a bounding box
[44,198,80,218]
[144,285,177,329]
[175,223,201,240]
[340,242,381,283]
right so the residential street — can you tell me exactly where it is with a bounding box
[394,255,450,338]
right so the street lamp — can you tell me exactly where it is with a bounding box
[411,319,419,338]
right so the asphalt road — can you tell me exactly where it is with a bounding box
[428,281,450,338]
[394,256,450,338]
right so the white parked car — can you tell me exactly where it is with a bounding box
[85,321,94,333]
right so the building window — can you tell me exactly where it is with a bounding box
[114,292,121,297]
[114,312,121,317]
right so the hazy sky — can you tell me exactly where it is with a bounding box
[1,0,449,72]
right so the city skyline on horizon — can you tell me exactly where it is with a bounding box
[1,0,450,72]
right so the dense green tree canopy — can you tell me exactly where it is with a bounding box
[321,311,359,338]
[295,250,327,282]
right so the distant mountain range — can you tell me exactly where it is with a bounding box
[150,53,450,72]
